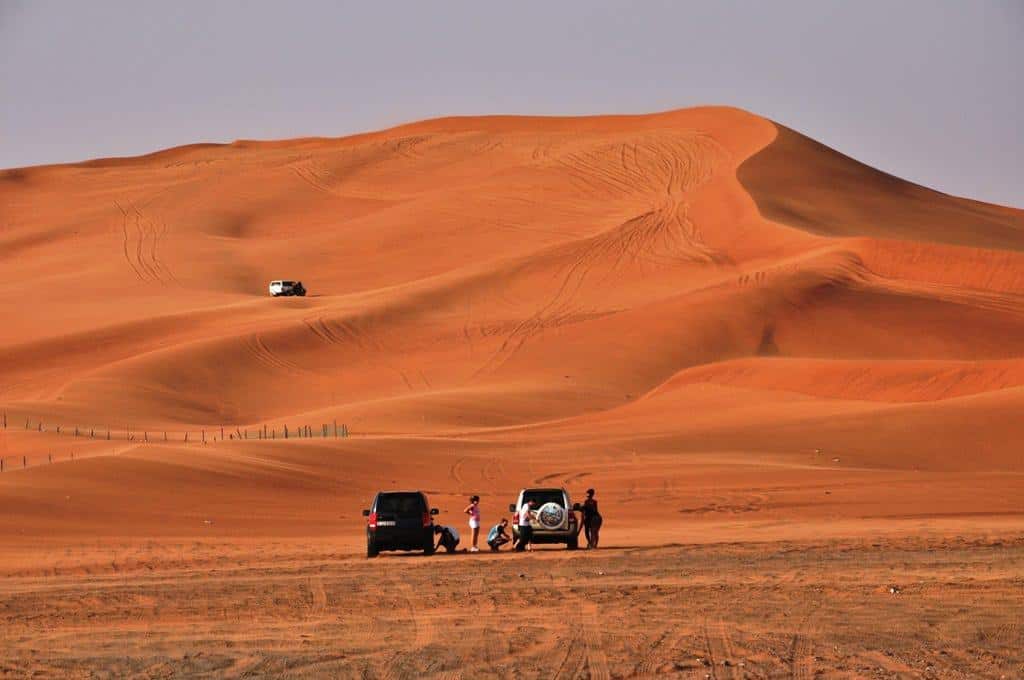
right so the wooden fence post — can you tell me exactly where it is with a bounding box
[221,426,225,441]
[107,428,111,440]
[284,425,288,439]
[185,432,189,443]
[48,453,52,464]
[202,430,206,444]
[75,426,79,437]
[23,456,27,468]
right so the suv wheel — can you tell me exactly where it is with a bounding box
[367,540,379,558]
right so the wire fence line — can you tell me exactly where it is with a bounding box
[0,411,351,473]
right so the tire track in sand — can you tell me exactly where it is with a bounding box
[790,609,818,680]
[450,457,467,485]
[305,575,327,620]
[636,624,687,676]
[382,581,437,679]
[551,638,586,680]
[114,201,178,285]
[581,600,610,680]
[704,619,738,680]
[426,574,501,679]
[114,201,145,281]
[550,595,608,680]
[791,631,814,680]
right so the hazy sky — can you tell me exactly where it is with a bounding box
[2,1,1021,207]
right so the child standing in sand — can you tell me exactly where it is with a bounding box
[464,495,482,553]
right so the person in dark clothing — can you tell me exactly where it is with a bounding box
[578,488,603,549]
[433,525,461,553]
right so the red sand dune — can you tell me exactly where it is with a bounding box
[1,105,1023,545]
[3,105,1024,678]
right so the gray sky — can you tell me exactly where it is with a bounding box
[2,1,1021,207]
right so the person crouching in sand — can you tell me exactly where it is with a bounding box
[433,524,461,553]
[486,518,511,551]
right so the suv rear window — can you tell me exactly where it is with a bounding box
[522,490,565,508]
[376,493,427,516]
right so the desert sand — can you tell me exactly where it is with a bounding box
[1,106,1022,677]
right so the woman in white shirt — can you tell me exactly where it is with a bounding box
[515,500,536,552]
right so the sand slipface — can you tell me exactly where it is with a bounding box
[1,107,1023,677]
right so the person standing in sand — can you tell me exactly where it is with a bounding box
[515,499,537,552]
[464,495,482,553]
[579,488,602,549]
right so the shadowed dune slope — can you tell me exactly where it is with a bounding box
[1,106,1023,542]
[737,124,1024,250]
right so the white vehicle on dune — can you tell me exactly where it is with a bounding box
[268,280,306,297]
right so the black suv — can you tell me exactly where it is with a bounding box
[362,491,439,558]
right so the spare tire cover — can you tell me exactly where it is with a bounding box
[537,502,565,529]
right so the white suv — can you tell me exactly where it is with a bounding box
[509,487,580,549]
[268,280,306,297]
